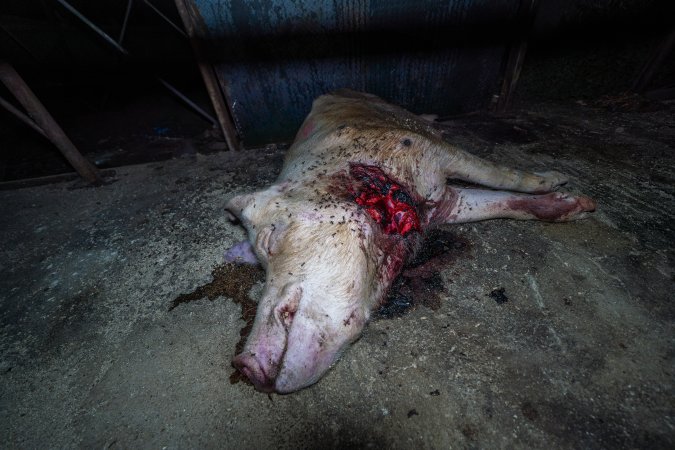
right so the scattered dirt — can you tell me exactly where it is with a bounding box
[461,424,478,440]
[521,401,539,421]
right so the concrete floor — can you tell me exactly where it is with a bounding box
[1,100,673,448]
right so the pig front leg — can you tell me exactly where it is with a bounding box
[438,145,568,194]
[432,187,596,224]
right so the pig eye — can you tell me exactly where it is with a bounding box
[278,305,295,329]
[275,284,302,330]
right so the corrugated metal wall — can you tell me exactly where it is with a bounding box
[189,0,521,146]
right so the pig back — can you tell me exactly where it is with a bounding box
[280,90,450,194]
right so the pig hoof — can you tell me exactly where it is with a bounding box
[577,195,597,213]
[534,170,569,191]
[553,193,597,220]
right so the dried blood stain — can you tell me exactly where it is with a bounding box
[377,230,471,318]
[169,263,264,384]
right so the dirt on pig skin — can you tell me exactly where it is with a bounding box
[377,229,472,318]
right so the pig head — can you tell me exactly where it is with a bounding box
[225,184,397,393]
[224,89,596,393]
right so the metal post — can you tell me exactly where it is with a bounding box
[142,0,187,38]
[0,95,48,138]
[174,0,242,151]
[118,0,134,44]
[54,0,217,126]
[0,25,39,62]
[0,61,101,185]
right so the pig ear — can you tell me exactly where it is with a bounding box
[225,193,254,223]
[255,222,289,257]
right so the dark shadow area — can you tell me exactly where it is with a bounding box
[1,0,673,180]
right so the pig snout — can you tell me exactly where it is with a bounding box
[232,352,275,393]
[232,279,364,393]
[232,282,303,393]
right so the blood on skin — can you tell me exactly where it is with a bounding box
[506,193,596,221]
[348,163,420,236]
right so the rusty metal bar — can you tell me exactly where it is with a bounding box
[156,78,218,126]
[0,61,101,184]
[55,0,127,55]
[174,0,241,151]
[118,0,134,44]
[143,0,187,38]
[0,95,47,138]
[55,0,217,126]
[0,25,39,62]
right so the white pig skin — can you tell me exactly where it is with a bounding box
[225,90,596,393]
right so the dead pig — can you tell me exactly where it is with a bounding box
[224,90,596,393]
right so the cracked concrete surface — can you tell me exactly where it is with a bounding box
[1,102,673,448]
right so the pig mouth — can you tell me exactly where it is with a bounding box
[233,340,308,394]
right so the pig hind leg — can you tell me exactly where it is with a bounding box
[437,187,596,224]
[440,144,568,194]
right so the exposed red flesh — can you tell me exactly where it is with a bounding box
[349,163,420,236]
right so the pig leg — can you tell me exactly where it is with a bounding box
[434,187,596,224]
[441,147,568,194]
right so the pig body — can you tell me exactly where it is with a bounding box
[226,90,595,393]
